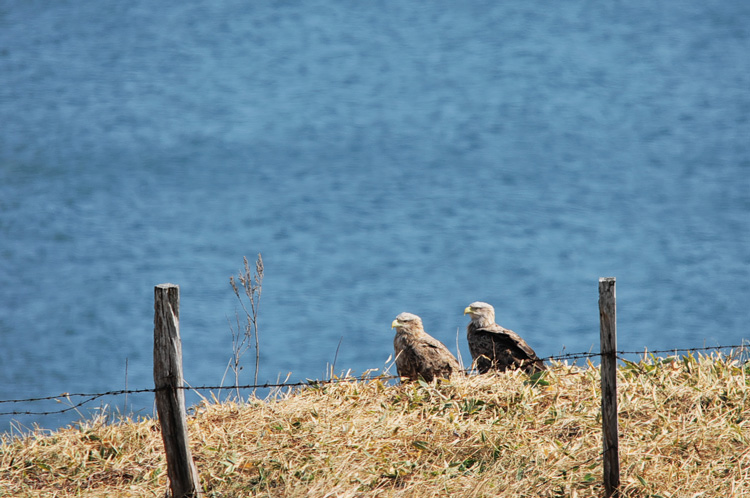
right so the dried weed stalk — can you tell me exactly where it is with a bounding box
[226,254,264,399]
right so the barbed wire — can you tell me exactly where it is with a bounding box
[547,344,750,362]
[1,343,747,418]
[0,387,158,405]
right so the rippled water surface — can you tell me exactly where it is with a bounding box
[1,1,749,432]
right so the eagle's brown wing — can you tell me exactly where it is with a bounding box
[416,336,461,379]
[394,342,419,381]
[468,323,545,374]
[396,335,460,382]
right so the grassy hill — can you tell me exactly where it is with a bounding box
[1,354,748,497]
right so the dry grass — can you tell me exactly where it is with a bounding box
[1,354,749,497]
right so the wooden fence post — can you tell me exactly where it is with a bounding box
[599,277,620,497]
[154,283,202,498]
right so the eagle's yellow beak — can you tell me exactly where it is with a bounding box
[391,319,399,329]
[463,306,473,315]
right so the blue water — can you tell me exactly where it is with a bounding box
[1,1,749,433]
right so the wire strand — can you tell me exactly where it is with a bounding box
[1,343,747,417]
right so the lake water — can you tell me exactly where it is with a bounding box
[1,1,749,433]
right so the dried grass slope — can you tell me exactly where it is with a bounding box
[1,354,749,497]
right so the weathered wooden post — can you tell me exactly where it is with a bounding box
[599,277,620,497]
[154,283,203,498]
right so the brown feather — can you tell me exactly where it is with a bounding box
[392,312,461,382]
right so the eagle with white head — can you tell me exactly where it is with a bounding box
[464,302,545,374]
[391,312,461,382]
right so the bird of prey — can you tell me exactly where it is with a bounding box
[463,301,546,374]
[391,312,461,382]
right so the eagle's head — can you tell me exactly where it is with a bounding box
[391,312,424,335]
[463,301,496,327]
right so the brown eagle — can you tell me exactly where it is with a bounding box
[464,302,546,374]
[391,312,461,382]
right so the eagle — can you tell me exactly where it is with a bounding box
[391,312,461,382]
[464,301,546,374]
